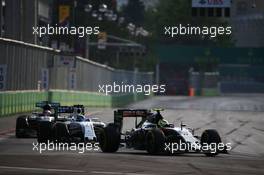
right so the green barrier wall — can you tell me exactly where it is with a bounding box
[48,90,113,107]
[0,91,48,117]
[0,90,150,117]
[202,88,219,96]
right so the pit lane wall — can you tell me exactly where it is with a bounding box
[0,90,149,117]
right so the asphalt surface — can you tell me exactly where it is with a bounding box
[0,95,264,175]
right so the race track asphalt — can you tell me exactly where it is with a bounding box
[0,95,264,175]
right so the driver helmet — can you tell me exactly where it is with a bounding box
[75,114,85,122]
[43,110,52,116]
[43,104,52,111]
[74,108,82,115]
[158,119,169,127]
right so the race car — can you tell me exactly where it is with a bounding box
[99,109,228,156]
[15,101,60,138]
[37,105,105,143]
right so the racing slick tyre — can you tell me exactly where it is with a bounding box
[16,116,28,138]
[163,129,187,154]
[99,123,120,153]
[54,123,70,143]
[201,129,222,157]
[146,128,166,155]
[37,121,53,143]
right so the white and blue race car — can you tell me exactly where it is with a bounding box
[37,105,105,143]
[16,101,60,138]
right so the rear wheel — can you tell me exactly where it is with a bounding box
[146,128,165,154]
[99,123,120,153]
[201,129,222,157]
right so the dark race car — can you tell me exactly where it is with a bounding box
[37,105,105,143]
[99,109,229,156]
[15,101,60,138]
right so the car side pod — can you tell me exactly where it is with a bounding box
[99,123,121,153]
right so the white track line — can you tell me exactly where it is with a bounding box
[0,167,153,175]
[0,165,85,173]
[91,171,154,175]
[0,132,14,142]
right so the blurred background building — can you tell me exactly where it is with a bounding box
[0,0,263,51]
[231,0,264,47]
[0,0,52,45]
[0,0,150,71]
[0,0,264,95]
[156,0,264,95]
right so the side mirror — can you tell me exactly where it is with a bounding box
[169,124,174,127]
[180,122,186,130]
[187,127,194,135]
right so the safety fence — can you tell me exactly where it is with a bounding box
[0,37,154,92]
[0,90,149,117]
[219,65,264,93]
[0,91,48,117]
[189,72,219,96]
[158,45,264,95]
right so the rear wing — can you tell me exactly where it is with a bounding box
[35,101,60,109]
[73,105,85,114]
[114,109,151,131]
[56,105,85,115]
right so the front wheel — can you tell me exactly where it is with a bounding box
[146,128,165,154]
[37,122,53,143]
[54,122,70,143]
[201,129,222,157]
[99,123,120,153]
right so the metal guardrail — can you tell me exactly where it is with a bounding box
[0,37,154,92]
